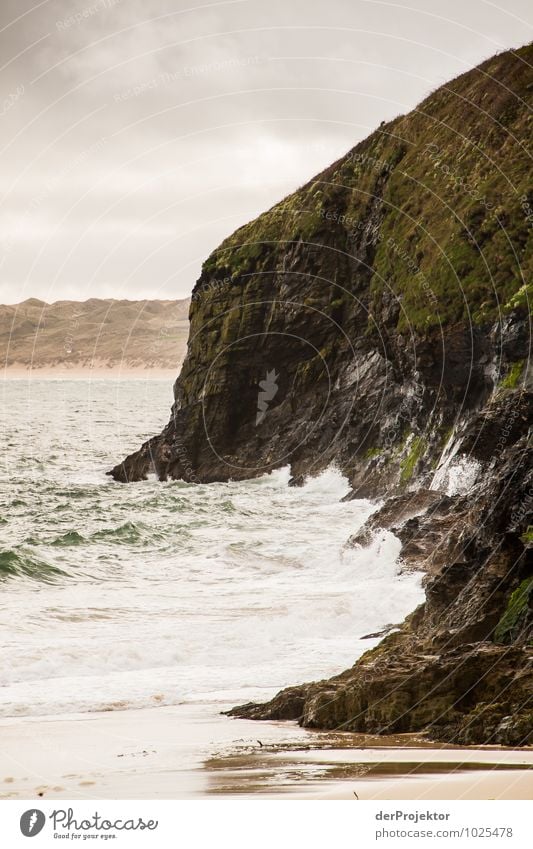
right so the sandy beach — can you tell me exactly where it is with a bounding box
[1,705,531,800]
[2,365,178,380]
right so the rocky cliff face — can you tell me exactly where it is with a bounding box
[111,44,533,745]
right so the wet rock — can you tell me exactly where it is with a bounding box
[230,436,533,744]
[360,624,399,640]
[108,43,533,745]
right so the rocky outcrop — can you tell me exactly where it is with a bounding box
[227,644,531,746]
[110,44,532,491]
[228,408,533,745]
[110,43,533,744]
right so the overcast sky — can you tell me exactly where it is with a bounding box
[0,0,530,304]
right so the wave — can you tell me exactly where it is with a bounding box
[0,409,424,717]
[91,521,143,544]
[51,530,86,546]
[24,523,178,552]
[0,549,68,582]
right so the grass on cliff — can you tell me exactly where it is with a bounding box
[520,526,533,544]
[493,576,533,644]
[498,360,525,390]
[199,43,533,336]
[400,436,427,482]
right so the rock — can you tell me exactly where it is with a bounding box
[110,44,532,492]
[109,43,533,745]
[229,436,533,744]
[360,624,398,640]
[224,684,311,722]
[346,489,455,573]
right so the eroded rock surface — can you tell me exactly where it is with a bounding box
[228,424,533,745]
[110,44,533,745]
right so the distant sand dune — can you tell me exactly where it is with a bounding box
[0,297,190,373]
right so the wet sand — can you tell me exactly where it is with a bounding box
[1,704,531,800]
[2,365,178,380]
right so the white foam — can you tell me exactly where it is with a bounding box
[431,455,482,496]
[0,380,425,718]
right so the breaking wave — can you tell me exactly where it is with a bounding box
[0,380,424,717]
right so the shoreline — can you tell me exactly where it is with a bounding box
[1,704,531,800]
[1,365,179,380]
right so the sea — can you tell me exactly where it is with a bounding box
[0,379,424,720]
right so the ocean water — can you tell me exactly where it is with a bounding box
[0,379,424,719]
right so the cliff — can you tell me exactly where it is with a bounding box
[111,43,533,745]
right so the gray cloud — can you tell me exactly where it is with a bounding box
[0,0,530,302]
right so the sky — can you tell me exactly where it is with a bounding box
[0,0,531,304]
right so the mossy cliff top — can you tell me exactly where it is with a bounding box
[112,42,532,491]
[197,41,532,332]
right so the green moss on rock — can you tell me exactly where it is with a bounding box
[504,282,533,314]
[400,436,427,482]
[520,526,533,544]
[499,360,525,390]
[493,577,533,644]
